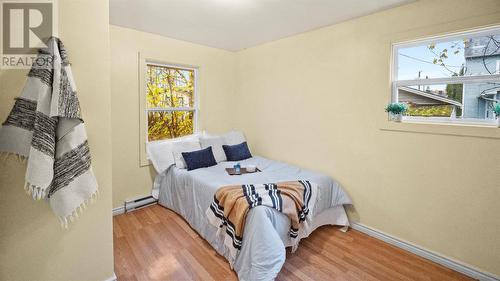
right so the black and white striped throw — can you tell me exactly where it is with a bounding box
[206,180,318,262]
[0,37,98,228]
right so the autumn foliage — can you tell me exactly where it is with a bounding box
[147,65,195,141]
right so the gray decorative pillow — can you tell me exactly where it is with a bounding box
[223,131,246,145]
[199,136,226,163]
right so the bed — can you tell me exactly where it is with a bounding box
[152,155,352,281]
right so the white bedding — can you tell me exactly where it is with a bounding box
[154,156,352,281]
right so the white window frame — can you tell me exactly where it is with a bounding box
[145,62,199,141]
[391,25,500,126]
[138,53,201,166]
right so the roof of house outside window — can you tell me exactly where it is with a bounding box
[398,86,463,107]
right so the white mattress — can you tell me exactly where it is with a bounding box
[154,156,352,281]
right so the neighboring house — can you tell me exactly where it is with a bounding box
[398,86,462,117]
[463,35,500,119]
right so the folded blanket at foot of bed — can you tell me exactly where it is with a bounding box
[206,180,317,262]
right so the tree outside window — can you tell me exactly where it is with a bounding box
[146,64,197,141]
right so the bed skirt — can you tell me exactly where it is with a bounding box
[158,193,349,263]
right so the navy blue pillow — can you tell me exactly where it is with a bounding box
[222,142,252,161]
[182,146,217,171]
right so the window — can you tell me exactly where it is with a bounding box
[392,26,500,125]
[146,63,197,141]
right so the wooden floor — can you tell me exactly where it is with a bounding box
[113,204,473,281]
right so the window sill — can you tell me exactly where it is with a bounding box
[380,119,500,139]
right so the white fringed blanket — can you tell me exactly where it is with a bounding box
[0,37,98,228]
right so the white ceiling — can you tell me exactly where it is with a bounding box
[110,0,415,51]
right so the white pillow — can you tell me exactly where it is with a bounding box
[146,132,204,173]
[199,136,226,163]
[172,141,202,169]
[146,141,175,173]
[223,130,246,145]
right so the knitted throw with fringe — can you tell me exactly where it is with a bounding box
[0,37,98,228]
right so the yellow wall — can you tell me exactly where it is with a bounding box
[110,25,237,208]
[109,0,500,275]
[235,0,500,275]
[0,1,114,280]
[9,0,499,279]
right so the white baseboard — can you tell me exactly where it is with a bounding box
[112,206,125,216]
[350,222,499,281]
[112,195,158,216]
[103,272,116,281]
[125,196,157,211]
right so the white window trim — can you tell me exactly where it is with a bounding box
[138,53,201,166]
[391,25,500,127]
[144,61,199,141]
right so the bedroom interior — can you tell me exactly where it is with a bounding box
[0,0,499,281]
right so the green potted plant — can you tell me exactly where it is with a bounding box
[385,103,408,122]
[494,103,500,128]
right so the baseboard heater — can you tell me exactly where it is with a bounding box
[124,195,158,213]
